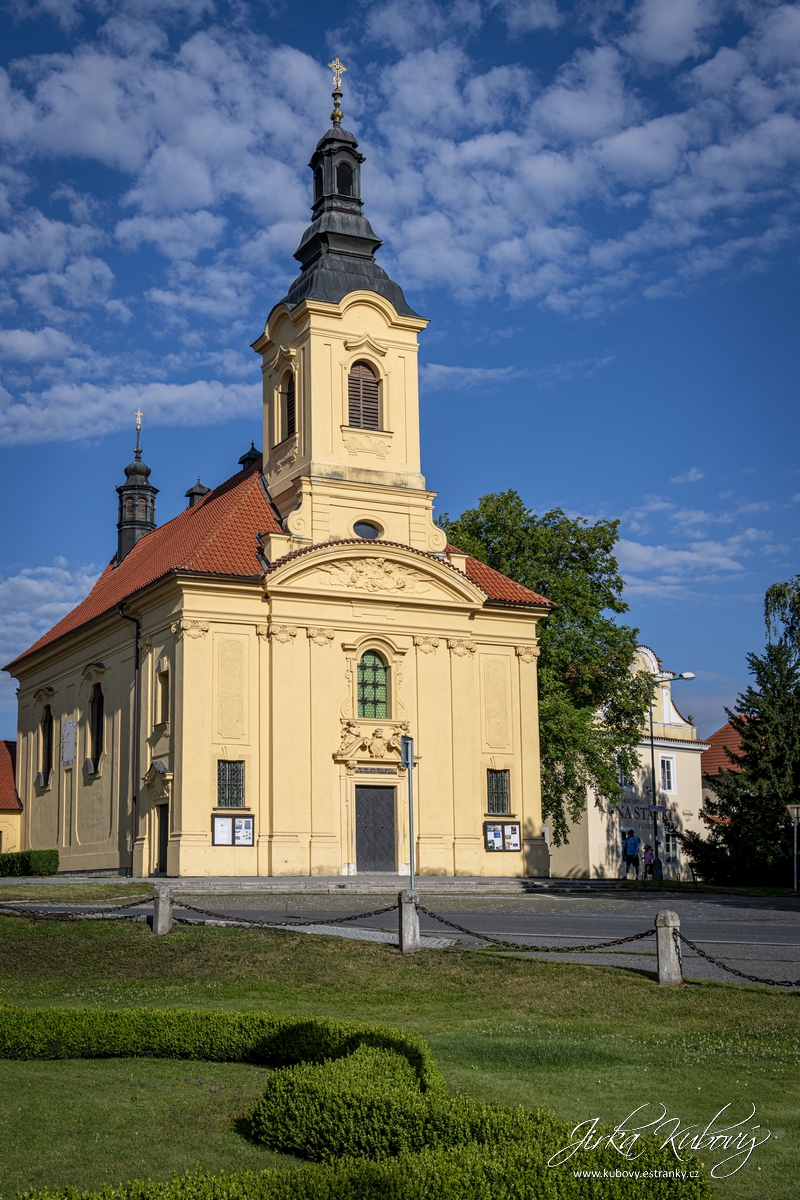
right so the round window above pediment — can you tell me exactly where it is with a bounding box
[354,521,381,540]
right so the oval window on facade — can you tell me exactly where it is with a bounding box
[353,521,381,540]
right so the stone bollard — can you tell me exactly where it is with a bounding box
[152,885,173,935]
[398,889,420,954]
[655,910,682,986]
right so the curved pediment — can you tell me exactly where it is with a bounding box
[265,542,486,609]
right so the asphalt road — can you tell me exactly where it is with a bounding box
[6,888,799,988]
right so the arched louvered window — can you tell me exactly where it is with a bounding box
[348,362,380,430]
[125,498,133,520]
[279,372,296,443]
[314,167,323,203]
[90,684,104,772]
[41,705,53,780]
[137,497,147,521]
[357,650,388,719]
[337,162,353,196]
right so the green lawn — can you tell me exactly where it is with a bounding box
[0,912,797,1200]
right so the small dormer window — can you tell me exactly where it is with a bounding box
[348,361,379,430]
[337,162,353,196]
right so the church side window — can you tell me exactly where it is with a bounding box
[348,362,380,430]
[487,769,510,815]
[217,760,245,807]
[40,705,53,781]
[357,651,388,718]
[157,668,170,726]
[89,684,104,772]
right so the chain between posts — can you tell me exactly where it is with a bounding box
[415,903,657,952]
[678,931,800,988]
[0,896,151,921]
[166,898,400,928]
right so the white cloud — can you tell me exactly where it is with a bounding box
[495,0,562,36]
[671,466,705,483]
[0,377,260,445]
[115,211,227,260]
[0,4,798,442]
[622,0,722,68]
[420,363,524,390]
[419,353,612,390]
[617,536,747,577]
[0,326,79,361]
[0,557,101,715]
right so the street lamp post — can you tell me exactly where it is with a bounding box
[647,670,695,884]
[788,804,799,892]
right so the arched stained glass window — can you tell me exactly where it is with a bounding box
[348,361,379,430]
[357,650,388,718]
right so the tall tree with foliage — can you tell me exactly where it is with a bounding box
[438,491,650,842]
[681,575,800,886]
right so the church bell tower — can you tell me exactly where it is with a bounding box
[251,60,447,557]
[116,410,157,564]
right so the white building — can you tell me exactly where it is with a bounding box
[549,646,710,880]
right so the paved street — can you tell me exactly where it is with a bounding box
[4,881,799,988]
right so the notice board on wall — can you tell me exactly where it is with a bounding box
[484,822,521,852]
[212,815,253,846]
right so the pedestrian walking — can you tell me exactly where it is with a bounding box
[643,843,654,879]
[623,830,641,880]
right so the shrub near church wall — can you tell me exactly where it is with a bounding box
[0,848,58,876]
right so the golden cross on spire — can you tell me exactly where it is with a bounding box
[328,56,346,91]
[135,407,143,432]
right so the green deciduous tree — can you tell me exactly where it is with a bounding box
[438,491,650,843]
[681,575,800,887]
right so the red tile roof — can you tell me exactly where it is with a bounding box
[0,741,21,811]
[3,477,552,675]
[702,722,744,777]
[455,551,554,608]
[5,460,281,672]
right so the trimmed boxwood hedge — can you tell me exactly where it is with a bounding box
[0,849,58,877]
[0,1005,709,1200]
[0,1005,442,1092]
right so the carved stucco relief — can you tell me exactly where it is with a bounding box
[413,636,439,654]
[171,620,209,640]
[318,557,431,595]
[342,431,392,459]
[447,638,476,657]
[307,627,335,646]
[515,644,540,663]
[270,624,297,643]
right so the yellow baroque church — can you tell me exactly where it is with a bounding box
[4,82,554,880]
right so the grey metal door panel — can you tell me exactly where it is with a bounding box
[355,786,395,872]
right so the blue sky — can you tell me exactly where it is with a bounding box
[1,0,798,739]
